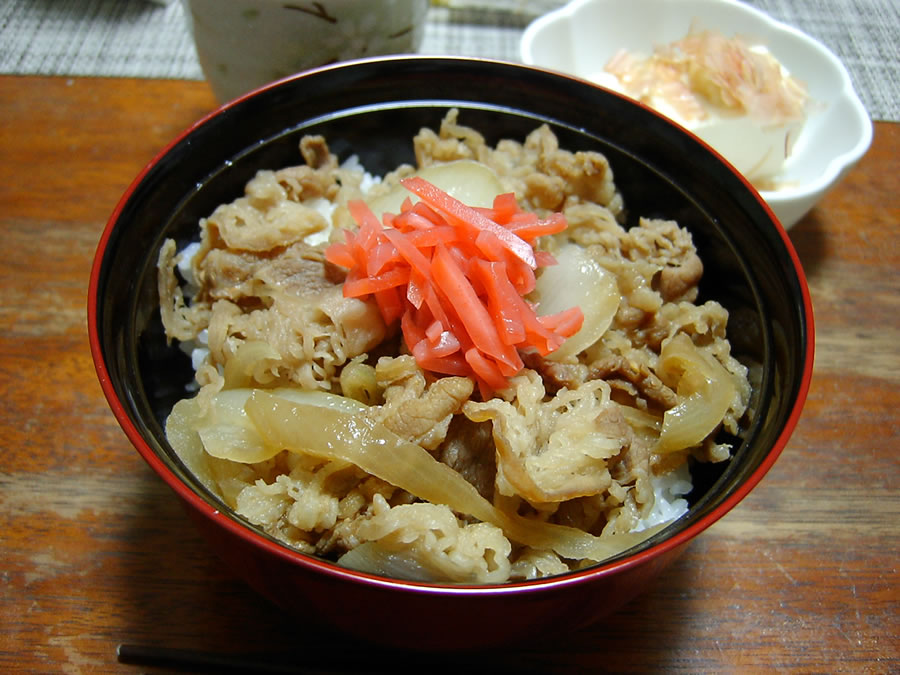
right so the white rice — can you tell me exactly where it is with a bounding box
[176,241,202,289]
[303,155,380,247]
[636,461,692,531]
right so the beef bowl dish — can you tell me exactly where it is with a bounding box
[89,56,813,649]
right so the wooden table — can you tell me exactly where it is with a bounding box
[1,75,897,674]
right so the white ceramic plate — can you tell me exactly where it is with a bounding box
[520,0,873,228]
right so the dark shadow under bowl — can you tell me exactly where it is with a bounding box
[89,56,813,649]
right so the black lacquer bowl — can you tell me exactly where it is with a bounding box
[89,57,813,649]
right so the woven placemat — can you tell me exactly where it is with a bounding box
[1,0,897,121]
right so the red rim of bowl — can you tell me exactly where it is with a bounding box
[87,58,816,597]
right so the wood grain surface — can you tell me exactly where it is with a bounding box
[0,76,897,674]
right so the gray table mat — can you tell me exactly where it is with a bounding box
[1,0,897,122]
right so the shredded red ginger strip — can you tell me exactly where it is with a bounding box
[325,176,583,397]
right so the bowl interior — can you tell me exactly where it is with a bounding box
[92,56,811,585]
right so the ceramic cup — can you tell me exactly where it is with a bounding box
[183,0,430,102]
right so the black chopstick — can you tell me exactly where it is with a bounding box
[117,642,548,674]
[117,644,330,673]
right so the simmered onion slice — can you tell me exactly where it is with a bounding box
[534,244,620,361]
[366,159,504,218]
[656,333,737,453]
[197,388,367,464]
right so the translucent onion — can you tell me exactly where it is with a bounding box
[336,542,443,583]
[165,397,221,496]
[222,340,280,389]
[196,388,367,464]
[366,160,503,219]
[245,390,666,562]
[618,404,663,432]
[655,333,737,454]
[533,244,620,361]
[338,357,379,405]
